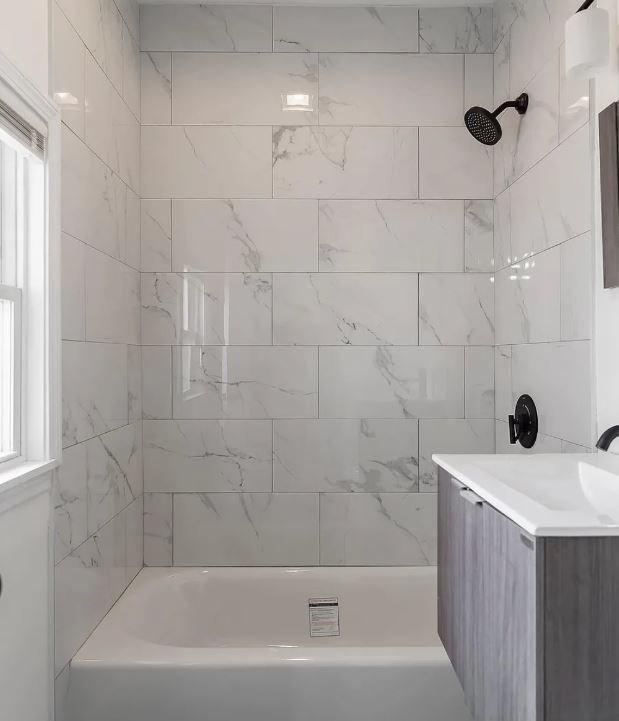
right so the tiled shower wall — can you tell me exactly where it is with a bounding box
[51,0,143,701]
[492,0,594,452]
[140,4,496,567]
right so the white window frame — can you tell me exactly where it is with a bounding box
[0,283,21,463]
[0,51,61,493]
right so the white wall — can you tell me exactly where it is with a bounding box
[593,0,619,449]
[0,0,50,94]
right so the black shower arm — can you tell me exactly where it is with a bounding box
[577,0,595,11]
[492,100,520,118]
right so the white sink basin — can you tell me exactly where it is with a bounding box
[433,453,619,536]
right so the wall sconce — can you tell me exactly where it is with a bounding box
[565,0,610,79]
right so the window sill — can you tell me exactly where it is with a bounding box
[0,459,58,512]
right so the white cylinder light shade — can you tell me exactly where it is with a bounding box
[565,7,610,79]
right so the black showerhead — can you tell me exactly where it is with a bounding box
[465,93,529,146]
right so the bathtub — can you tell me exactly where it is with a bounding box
[66,567,471,721]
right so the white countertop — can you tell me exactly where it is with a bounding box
[432,452,619,537]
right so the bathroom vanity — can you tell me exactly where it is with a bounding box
[434,453,619,721]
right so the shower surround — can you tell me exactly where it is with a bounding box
[139,4,496,567]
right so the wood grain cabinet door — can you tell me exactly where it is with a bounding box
[481,503,539,721]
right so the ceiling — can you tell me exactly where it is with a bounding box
[139,0,494,5]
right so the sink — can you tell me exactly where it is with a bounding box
[432,452,619,536]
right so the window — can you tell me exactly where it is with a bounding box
[0,54,61,482]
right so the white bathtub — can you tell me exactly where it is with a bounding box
[66,567,471,721]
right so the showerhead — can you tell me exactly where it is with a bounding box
[464,93,529,146]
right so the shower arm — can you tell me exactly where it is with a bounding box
[492,94,529,119]
[577,0,595,11]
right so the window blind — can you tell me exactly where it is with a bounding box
[0,96,45,159]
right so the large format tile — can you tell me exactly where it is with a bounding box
[141,126,272,198]
[141,273,272,345]
[86,423,142,534]
[495,245,561,345]
[319,200,464,272]
[274,419,418,492]
[62,341,128,447]
[172,346,318,419]
[172,199,318,273]
[273,273,418,346]
[140,52,171,125]
[140,4,272,51]
[465,199,494,272]
[419,127,492,199]
[419,7,493,53]
[319,493,437,566]
[508,125,591,264]
[494,345,513,422]
[318,54,463,126]
[143,420,272,492]
[52,2,86,137]
[125,496,144,584]
[465,346,495,419]
[141,199,172,272]
[144,493,173,566]
[419,273,494,345]
[319,346,464,419]
[173,493,319,566]
[54,442,88,564]
[273,126,418,199]
[274,6,419,52]
[561,232,593,341]
[419,419,495,491]
[465,54,493,111]
[142,346,172,420]
[61,233,85,341]
[122,24,140,121]
[173,53,319,125]
[511,340,592,447]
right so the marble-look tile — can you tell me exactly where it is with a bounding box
[419,7,493,53]
[87,422,142,534]
[273,273,418,346]
[54,664,71,721]
[57,0,123,93]
[143,420,272,492]
[495,419,563,454]
[54,513,126,673]
[273,126,418,200]
[52,3,86,137]
[84,246,140,344]
[125,496,143,584]
[85,52,140,191]
[319,200,464,272]
[140,4,272,52]
[562,439,592,454]
[141,126,272,199]
[419,419,495,491]
[465,54,494,111]
[61,126,126,261]
[494,345,513,421]
[495,245,560,345]
[274,7,419,52]
[495,52,559,192]
[559,44,590,143]
[122,24,140,120]
[274,419,418,492]
[561,232,593,341]
[127,345,142,422]
[144,493,173,566]
[511,340,592,447]
[54,442,88,564]
[141,199,171,272]
[172,346,318,419]
[419,127,493,200]
[62,341,128,447]
[493,0,522,50]
[142,346,172,420]
[319,346,464,419]
[509,124,591,261]
[61,233,85,341]
[174,53,319,126]
[125,188,140,271]
[465,200,494,272]
[419,274,494,346]
[465,347,495,419]
[494,31,510,106]
[172,199,318,273]
[141,272,272,346]
[319,493,437,566]
[493,187,512,270]
[173,493,319,566]
[116,0,139,41]
[140,52,171,125]
[318,53,463,126]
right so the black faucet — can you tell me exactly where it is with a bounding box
[596,426,619,451]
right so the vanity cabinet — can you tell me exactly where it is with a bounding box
[438,467,619,721]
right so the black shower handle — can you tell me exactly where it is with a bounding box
[508,415,520,445]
